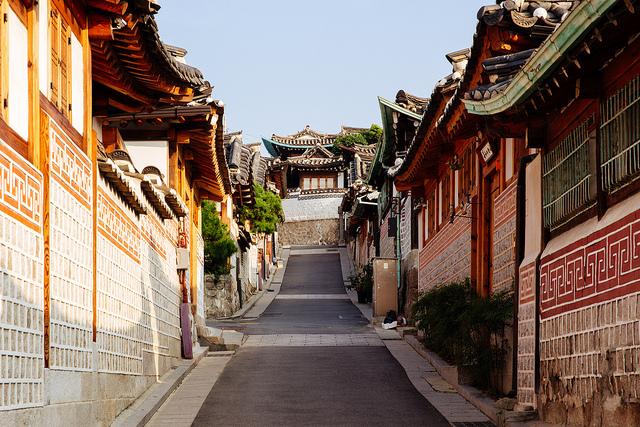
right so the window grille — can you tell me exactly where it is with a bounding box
[543,117,594,229]
[600,75,640,192]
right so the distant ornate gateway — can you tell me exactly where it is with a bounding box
[263,125,368,245]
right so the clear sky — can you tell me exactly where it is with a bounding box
[157,1,489,148]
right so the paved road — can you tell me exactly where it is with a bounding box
[193,252,450,427]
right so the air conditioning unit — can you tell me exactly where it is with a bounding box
[176,248,190,271]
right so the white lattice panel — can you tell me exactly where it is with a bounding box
[140,215,181,357]
[0,213,44,410]
[96,232,144,374]
[96,180,143,374]
[196,231,205,320]
[48,121,94,371]
[96,181,181,374]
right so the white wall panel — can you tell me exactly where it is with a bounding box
[7,10,29,140]
[71,35,84,134]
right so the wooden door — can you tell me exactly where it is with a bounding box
[482,173,500,297]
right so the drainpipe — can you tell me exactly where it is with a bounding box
[512,154,536,395]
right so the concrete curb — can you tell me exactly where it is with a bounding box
[111,345,208,427]
[404,335,500,424]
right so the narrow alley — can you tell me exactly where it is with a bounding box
[145,247,492,427]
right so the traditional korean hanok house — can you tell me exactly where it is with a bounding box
[340,142,378,270]
[373,90,428,316]
[338,142,377,244]
[263,125,364,246]
[0,0,229,422]
[462,0,640,423]
[392,48,476,298]
[393,39,527,394]
[221,131,268,308]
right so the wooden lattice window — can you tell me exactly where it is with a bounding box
[428,192,436,238]
[49,2,72,117]
[600,74,640,192]
[543,116,595,230]
[458,145,476,205]
[441,172,451,224]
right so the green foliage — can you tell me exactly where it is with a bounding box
[349,262,373,302]
[412,279,513,393]
[238,184,284,234]
[201,201,237,276]
[362,124,383,145]
[332,124,382,154]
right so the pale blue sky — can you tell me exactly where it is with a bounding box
[157,1,489,147]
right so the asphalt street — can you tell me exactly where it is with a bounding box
[193,252,450,427]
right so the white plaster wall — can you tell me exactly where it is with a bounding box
[71,35,84,135]
[7,9,29,140]
[38,0,49,95]
[281,195,342,221]
[125,141,169,179]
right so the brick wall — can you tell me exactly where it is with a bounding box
[493,181,517,294]
[418,217,471,292]
[537,202,640,424]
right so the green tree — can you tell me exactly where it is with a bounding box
[238,184,284,234]
[332,124,382,154]
[201,201,237,276]
[362,124,383,145]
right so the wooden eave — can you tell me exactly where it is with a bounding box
[395,20,495,189]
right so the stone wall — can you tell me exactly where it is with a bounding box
[401,249,419,318]
[537,192,640,425]
[379,210,395,258]
[278,219,340,246]
[204,273,255,319]
[418,217,472,292]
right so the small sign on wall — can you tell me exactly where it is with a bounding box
[477,139,499,166]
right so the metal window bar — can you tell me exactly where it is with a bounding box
[600,75,640,192]
[543,118,593,229]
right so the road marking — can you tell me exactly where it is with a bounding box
[243,334,384,347]
[275,294,350,300]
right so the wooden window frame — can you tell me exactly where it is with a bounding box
[0,0,30,157]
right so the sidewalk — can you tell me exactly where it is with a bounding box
[338,248,491,425]
[146,353,233,427]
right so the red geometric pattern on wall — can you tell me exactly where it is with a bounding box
[540,211,640,318]
[0,141,42,231]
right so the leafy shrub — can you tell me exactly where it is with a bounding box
[202,201,237,276]
[238,184,284,234]
[412,278,513,392]
[350,262,374,301]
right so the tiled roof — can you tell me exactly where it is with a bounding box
[394,1,583,182]
[466,1,581,101]
[263,125,369,156]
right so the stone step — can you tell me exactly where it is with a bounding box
[206,350,236,357]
